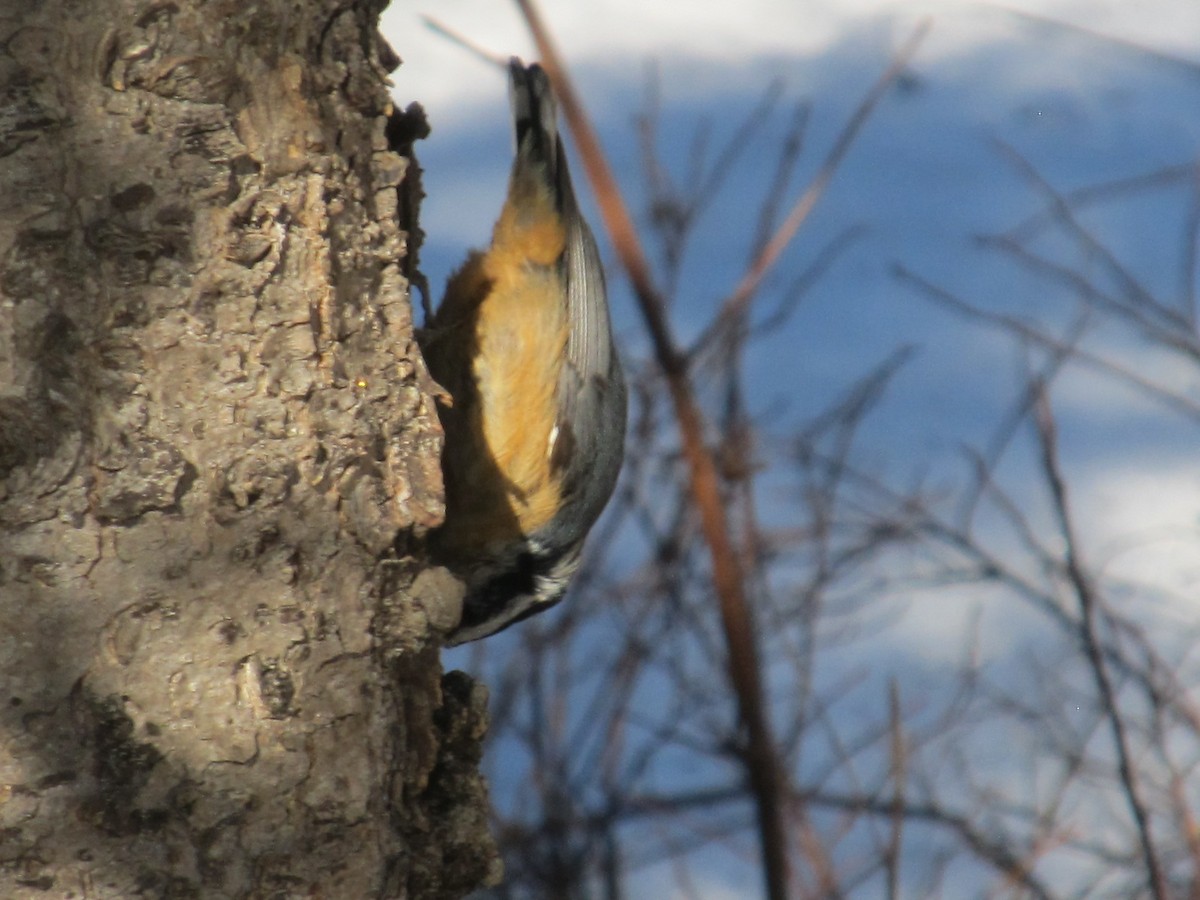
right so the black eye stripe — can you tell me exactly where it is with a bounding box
[453,550,569,641]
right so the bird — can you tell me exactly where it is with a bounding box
[421,58,626,645]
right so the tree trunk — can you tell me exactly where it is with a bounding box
[0,0,497,896]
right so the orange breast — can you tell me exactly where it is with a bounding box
[426,173,569,557]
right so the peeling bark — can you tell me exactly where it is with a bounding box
[0,0,497,896]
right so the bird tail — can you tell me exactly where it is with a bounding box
[508,58,573,205]
[508,59,557,160]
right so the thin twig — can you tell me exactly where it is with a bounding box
[1003,161,1195,244]
[885,681,906,900]
[691,20,931,357]
[1182,164,1200,328]
[893,263,1200,422]
[593,784,1057,900]
[743,225,865,340]
[420,15,510,68]
[749,100,811,264]
[986,3,1200,78]
[1031,382,1167,900]
[993,140,1193,340]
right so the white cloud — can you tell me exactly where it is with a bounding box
[382,0,1200,113]
[1074,460,1200,596]
[1050,342,1200,425]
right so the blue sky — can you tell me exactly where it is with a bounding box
[382,1,1200,894]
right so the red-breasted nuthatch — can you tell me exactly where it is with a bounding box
[422,59,626,645]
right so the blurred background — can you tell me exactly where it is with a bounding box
[383,2,1200,897]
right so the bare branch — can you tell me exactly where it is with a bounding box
[692,20,931,357]
[1031,382,1167,900]
[894,263,1200,422]
[885,681,907,900]
[421,15,510,68]
[993,140,1195,342]
[987,4,1200,78]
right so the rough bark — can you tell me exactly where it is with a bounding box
[0,0,498,896]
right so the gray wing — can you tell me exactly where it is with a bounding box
[552,146,627,532]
